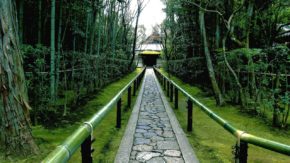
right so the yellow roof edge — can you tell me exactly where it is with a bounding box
[139,51,161,55]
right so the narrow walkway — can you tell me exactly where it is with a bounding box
[115,68,198,163]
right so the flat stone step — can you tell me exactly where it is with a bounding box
[115,68,199,163]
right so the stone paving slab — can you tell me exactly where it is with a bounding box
[115,68,198,163]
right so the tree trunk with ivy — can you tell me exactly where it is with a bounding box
[0,0,39,155]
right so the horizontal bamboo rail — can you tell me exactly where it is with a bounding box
[153,67,290,162]
[42,67,146,163]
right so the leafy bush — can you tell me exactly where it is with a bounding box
[21,45,132,127]
[216,45,289,127]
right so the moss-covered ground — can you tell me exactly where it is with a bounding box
[0,68,142,163]
[159,69,290,163]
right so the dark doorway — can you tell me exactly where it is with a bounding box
[142,56,158,66]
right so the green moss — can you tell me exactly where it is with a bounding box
[0,68,142,163]
[159,69,290,163]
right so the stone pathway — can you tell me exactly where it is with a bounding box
[129,69,184,163]
[115,68,198,163]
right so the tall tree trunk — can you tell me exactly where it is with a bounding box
[96,12,102,87]
[56,0,63,94]
[249,59,256,98]
[129,4,141,69]
[222,37,246,108]
[89,0,99,56]
[112,3,119,57]
[0,0,39,155]
[50,0,56,101]
[281,73,289,128]
[72,16,76,86]
[215,15,220,49]
[246,0,254,48]
[37,0,42,44]
[97,12,102,56]
[199,10,224,106]
[273,72,281,127]
[84,9,91,54]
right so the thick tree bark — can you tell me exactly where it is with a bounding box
[199,10,224,106]
[0,0,38,155]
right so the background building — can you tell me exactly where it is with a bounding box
[136,32,163,67]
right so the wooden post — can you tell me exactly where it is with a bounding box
[164,78,166,90]
[174,88,178,109]
[139,76,142,87]
[137,77,140,87]
[167,82,170,96]
[133,80,137,96]
[170,84,173,102]
[163,77,166,90]
[116,99,122,128]
[81,135,93,163]
[128,86,131,107]
[187,99,193,132]
[235,141,248,163]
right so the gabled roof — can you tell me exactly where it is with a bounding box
[144,33,162,44]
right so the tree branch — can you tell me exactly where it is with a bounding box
[181,0,224,16]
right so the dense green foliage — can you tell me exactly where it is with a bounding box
[13,0,141,127]
[22,45,131,126]
[1,0,142,157]
[162,0,290,127]
[1,0,289,160]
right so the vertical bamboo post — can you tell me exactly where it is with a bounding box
[170,83,173,102]
[187,99,193,132]
[128,86,131,107]
[133,80,137,96]
[163,77,166,90]
[116,99,122,128]
[137,77,140,87]
[175,88,178,109]
[81,135,93,163]
[167,81,170,96]
[235,141,248,163]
